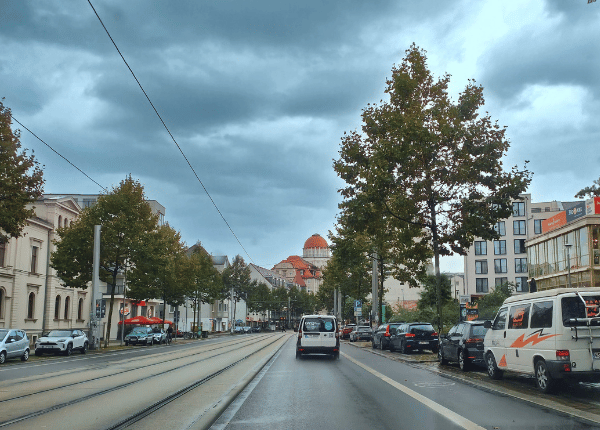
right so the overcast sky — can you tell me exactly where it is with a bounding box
[1,1,599,273]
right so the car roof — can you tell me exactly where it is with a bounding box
[503,287,600,304]
[302,314,336,319]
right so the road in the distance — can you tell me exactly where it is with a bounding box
[212,337,600,430]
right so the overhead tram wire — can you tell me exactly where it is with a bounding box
[10,116,108,193]
[87,0,255,265]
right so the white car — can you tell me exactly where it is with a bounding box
[35,329,89,356]
[0,329,30,363]
[296,315,340,359]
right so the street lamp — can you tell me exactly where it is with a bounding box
[565,242,573,289]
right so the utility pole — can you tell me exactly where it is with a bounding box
[371,251,378,328]
[90,225,102,350]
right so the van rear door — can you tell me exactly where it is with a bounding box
[302,317,336,349]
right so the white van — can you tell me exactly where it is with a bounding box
[484,287,600,393]
[296,314,339,359]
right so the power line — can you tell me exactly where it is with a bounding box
[87,0,254,265]
[10,116,108,193]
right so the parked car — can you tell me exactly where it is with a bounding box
[234,326,244,334]
[124,327,153,346]
[251,326,261,333]
[350,326,372,342]
[484,287,600,393]
[151,328,167,344]
[389,322,438,354]
[243,326,252,333]
[35,329,88,356]
[296,314,340,359]
[438,321,489,371]
[0,329,30,363]
[341,324,356,340]
[372,323,403,350]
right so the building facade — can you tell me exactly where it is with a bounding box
[464,194,582,298]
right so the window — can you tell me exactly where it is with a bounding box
[0,241,5,267]
[534,219,543,235]
[494,222,506,236]
[515,258,527,273]
[513,220,526,235]
[476,278,489,293]
[31,245,39,274]
[515,277,529,292]
[531,207,541,213]
[54,295,61,319]
[64,296,70,320]
[474,241,487,255]
[494,259,507,273]
[27,292,35,319]
[78,298,84,320]
[530,301,553,328]
[475,260,488,274]
[492,307,508,330]
[512,201,525,217]
[495,277,508,288]
[514,239,526,254]
[494,240,506,255]
[508,304,530,329]
[58,215,62,228]
[0,289,4,319]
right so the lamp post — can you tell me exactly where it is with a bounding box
[565,242,573,289]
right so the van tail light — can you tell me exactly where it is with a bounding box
[405,333,415,337]
[556,350,570,361]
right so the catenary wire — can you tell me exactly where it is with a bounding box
[87,0,254,265]
[10,116,108,193]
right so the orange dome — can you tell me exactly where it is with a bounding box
[303,234,328,249]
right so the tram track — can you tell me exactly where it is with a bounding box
[0,334,274,404]
[0,334,286,429]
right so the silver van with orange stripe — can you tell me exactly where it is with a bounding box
[484,287,600,392]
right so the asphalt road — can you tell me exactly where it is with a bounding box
[211,338,600,430]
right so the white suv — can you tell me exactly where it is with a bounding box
[35,329,88,356]
[296,315,339,359]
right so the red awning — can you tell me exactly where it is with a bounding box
[118,315,153,325]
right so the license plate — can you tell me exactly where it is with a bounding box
[419,341,429,345]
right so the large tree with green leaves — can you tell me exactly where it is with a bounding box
[0,99,44,243]
[575,177,600,199]
[51,176,159,346]
[334,44,531,332]
[222,255,252,330]
[187,246,222,333]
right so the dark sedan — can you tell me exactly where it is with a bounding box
[438,321,489,371]
[371,323,403,350]
[389,322,438,354]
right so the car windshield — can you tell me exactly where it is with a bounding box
[131,329,147,334]
[471,325,488,337]
[357,327,371,332]
[303,318,335,333]
[47,330,72,337]
[409,324,434,333]
[0,330,8,341]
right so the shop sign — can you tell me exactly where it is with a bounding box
[566,201,586,223]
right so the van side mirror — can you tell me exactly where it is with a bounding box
[483,320,492,329]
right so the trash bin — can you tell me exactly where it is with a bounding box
[201,331,208,338]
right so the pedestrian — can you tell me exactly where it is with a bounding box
[167,325,173,344]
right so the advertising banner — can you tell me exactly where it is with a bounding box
[542,211,566,234]
[566,201,586,223]
[586,197,600,215]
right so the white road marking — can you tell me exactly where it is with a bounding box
[343,352,485,430]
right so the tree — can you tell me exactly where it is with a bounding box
[575,177,600,199]
[0,99,44,243]
[476,282,514,320]
[417,274,452,310]
[334,44,531,332]
[222,255,252,330]
[187,246,222,334]
[51,176,159,347]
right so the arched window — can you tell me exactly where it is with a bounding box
[58,215,62,228]
[54,295,61,319]
[78,298,84,320]
[0,288,4,319]
[27,292,35,319]
[64,218,68,228]
[64,296,70,320]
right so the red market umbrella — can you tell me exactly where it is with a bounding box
[118,315,154,325]
[148,317,173,325]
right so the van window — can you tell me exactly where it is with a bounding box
[303,318,335,333]
[508,304,530,329]
[492,307,508,330]
[530,301,553,328]
[562,295,600,326]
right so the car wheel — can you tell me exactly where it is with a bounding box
[486,353,503,380]
[296,350,302,359]
[458,349,469,371]
[401,341,408,354]
[534,359,555,393]
[21,349,29,362]
[0,351,6,364]
[125,341,129,346]
[35,350,43,357]
[438,347,448,365]
[65,344,73,356]
[81,342,88,354]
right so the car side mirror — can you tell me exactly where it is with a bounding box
[483,320,492,329]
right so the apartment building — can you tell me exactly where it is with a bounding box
[464,194,582,299]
